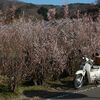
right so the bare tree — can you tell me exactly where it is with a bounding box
[0,11,100,92]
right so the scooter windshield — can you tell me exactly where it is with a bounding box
[80,60,86,69]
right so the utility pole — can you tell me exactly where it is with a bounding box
[62,0,69,18]
[62,0,68,5]
[76,0,80,18]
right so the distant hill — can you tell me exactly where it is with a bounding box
[0,0,100,20]
[69,3,99,19]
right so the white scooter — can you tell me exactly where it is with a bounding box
[74,56,100,89]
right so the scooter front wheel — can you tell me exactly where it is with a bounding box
[74,74,84,89]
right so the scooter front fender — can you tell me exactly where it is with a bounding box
[75,70,86,76]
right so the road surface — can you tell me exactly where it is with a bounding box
[21,85,100,100]
[49,85,100,100]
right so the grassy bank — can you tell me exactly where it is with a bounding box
[0,77,74,100]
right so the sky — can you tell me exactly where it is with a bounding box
[19,0,96,5]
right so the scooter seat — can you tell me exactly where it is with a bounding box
[91,65,100,69]
[91,65,100,72]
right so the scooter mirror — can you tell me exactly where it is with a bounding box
[82,57,85,60]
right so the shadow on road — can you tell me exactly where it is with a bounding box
[23,90,87,99]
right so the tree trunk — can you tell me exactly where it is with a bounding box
[8,77,16,92]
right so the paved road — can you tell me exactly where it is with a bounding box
[21,85,100,100]
[49,86,100,100]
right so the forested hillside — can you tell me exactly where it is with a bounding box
[0,0,100,21]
